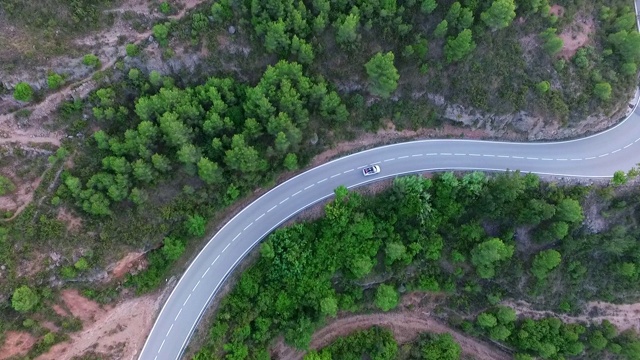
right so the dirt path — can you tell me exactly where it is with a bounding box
[0,0,207,149]
[273,307,511,360]
[505,300,640,332]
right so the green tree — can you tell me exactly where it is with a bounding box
[477,312,498,328]
[555,198,583,223]
[536,81,550,94]
[421,0,438,14]
[319,296,338,317]
[589,330,608,351]
[540,28,563,55]
[445,29,476,63]
[594,82,612,100]
[612,170,628,186]
[420,333,461,360]
[264,19,290,54]
[470,238,514,278]
[47,73,64,90]
[153,23,170,47]
[434,20,448,38]
[283,153,299,170]
[374,284,399,311]
[13,82,33,102]
[82,54,101,67]
[364,52,400,98]
[125,43,139,57]
[162,237,185,261]
[496,306,517,323]
[481,0,516,29]
[197,157,222,185]
[0,175,16,196]
[185,215,206,237]
[335,12,360,47]
[531,249,562,280]
[12,286,39,313]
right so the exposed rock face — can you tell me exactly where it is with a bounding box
[443,98,631,141]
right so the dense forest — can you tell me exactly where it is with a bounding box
[193,172,640,359]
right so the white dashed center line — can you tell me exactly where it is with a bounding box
[222,243,231,252]
[280,198,289,204]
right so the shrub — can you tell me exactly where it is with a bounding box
[82,54,101,68]
[47,73,64,90]
[125,43,139,57]
[13,82,33,102]
[12,285,39,313]
[0,175,16,195]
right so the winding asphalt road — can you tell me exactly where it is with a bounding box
[138,95,640,359]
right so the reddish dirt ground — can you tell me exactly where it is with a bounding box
[549,4,595,59]
[0,331,37,360]
[36,289,163,360]
[110,252,148,279]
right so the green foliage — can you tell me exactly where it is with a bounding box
[594,82,612,100]
[536,81,550,94]
[531,249,562,280]
[477,312,498,328]
[421,0,438,14]
[162,237,186,261]
[418,333,462,360]
[319,296,338,317]
[364,52,400,98]
[74,257,89,271]
[434,20,448,38]
[540,28,563,55]
[307,327,397,360]
[470,238,514,278]
[445,29,476,63]
[82,54,101,68]
[612,170,628,186]
[0,175,16,196]
[481,0,516,29]
[153,23,170,47]
[13,82,33,101]
[47,73,64,90]
[185,214,206,237]
[125,43,139,57]
[374,284,399,311]
[12,285,39,313]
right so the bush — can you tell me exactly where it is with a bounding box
[12,285,39,313]
[82,54,101,68]
[13,82,33,102]
[0,175,16,195]
[47,73,64,90]
[125,43,139,57]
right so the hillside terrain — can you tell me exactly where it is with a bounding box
[0,0,639,358]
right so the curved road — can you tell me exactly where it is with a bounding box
[139,97,640,359]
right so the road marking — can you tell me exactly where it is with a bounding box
[357,165,367,169]
[232,233,240,242]
[211,255,220,266]
[454,153,466,156]
[527,157,539,160]
[571,158,583,161]
[512,156,524,159]
[426,153,438,156]
[305,184,314,190]
[158,339,166,353]
[343,169,354,173]
[483,154,495,157]
[541,158,553,161]
[585,156,596,160]
[612,149,621,154]
[318,178,327,183]
[412,154,423,157]
[244,223,253,231]
[192,280,200,292]
[201,267,210,279]
[469,153,481,156]
[440,152,452,155]
[292,190,302,196]
[599,153,609,157]
[557,158,568,161]
[183,294,191,306]
[398,155,409,159]
[280,197,289,204]
[330,173,341,178]
[384,158,395,162]
[636,137,640,143]
[174,308,182,321]
[498,155,510,158]
[267,205,277,212]
[222,243,231,252]
[255,213,265,221]
[625,143,634,149]
[167,324,174,337]
[372,161,381,164]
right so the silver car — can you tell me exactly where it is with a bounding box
[363,165,381,176]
